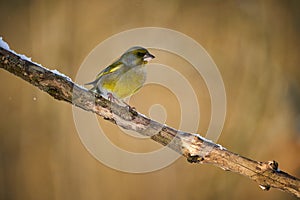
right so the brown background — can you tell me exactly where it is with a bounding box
[0,0,300,200]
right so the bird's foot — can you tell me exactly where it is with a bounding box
[107,93,115,102]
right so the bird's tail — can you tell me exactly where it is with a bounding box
[85,79,98,92]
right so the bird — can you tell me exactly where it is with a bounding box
[85,46,155,104]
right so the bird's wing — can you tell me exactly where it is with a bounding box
[95,61,124,79]
[85,61,124,86]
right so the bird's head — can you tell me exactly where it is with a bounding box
[120,46,155,67]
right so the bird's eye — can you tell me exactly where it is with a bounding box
[137,52,145,57]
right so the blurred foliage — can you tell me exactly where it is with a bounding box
[0,0,299,200]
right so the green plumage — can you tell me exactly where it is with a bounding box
[85,46,155,100]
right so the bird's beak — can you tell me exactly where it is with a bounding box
[143,53,155,62]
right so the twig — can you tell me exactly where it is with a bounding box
[0,46,299,198]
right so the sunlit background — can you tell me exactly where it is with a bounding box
[0,0,299,200]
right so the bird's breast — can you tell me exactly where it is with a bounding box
[99,66,146,99]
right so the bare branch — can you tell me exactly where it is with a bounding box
[0,46,299,198]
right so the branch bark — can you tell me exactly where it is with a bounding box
[0,46,299,198]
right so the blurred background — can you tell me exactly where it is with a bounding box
[0,0,300,199]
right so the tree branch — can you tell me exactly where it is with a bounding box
[0,46,299,198]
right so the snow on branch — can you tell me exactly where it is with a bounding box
[0,39,299,198]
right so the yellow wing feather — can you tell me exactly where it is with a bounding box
[95,61,123,79]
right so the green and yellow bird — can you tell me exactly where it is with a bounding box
[85,46,155,102]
